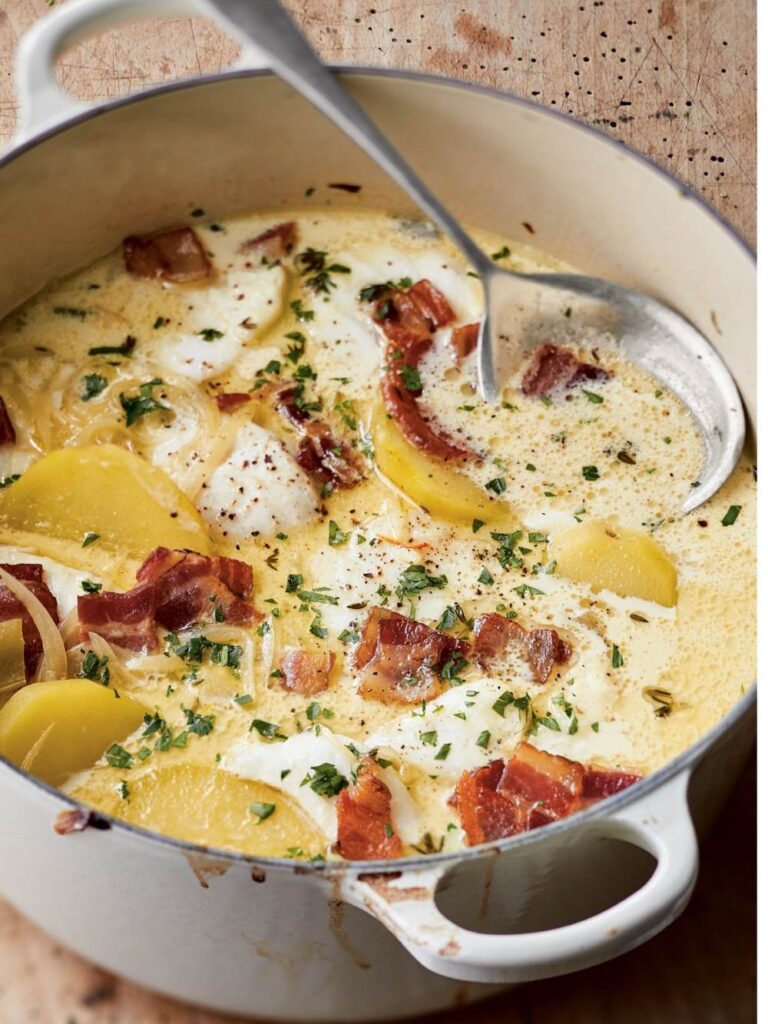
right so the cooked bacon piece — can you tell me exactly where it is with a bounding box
[136,548,257,630]
[78,582,158,654]
[454,743,641,845]
[355,607,470,704]
[335,758,402,860]
[215,392,252,413]
[451,322,480,362]
[274,386,364,490]
[274,385,310,428]
[0,397,16,446]
[240,221,298,261]
[582,768,641,800]
[0,564,59,677]
[280,648,335,696]
[498,743,584,819]
[473,612,571,684]
[521,343,611,398]
[452,760,522,845]
[372,280,475,462]
[122,227,212,283]
[373,279,455,348]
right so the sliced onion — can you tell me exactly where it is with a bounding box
[0,566,66,682]
[87,632,141,691]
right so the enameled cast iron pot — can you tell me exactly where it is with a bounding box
[0,1,756,1019]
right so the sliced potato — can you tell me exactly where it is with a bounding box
[0,619,26,704]
[0,445,211,578]
[371,405,511,527]
[0,678,146,786]
[550,519,678,607]
[71,763,322,857]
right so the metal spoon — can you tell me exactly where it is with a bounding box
[206,0,744,514]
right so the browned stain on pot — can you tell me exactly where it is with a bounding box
[479,856,497,921]
[439,938,460,957]
[363,875,431,902]
[522,222,536,235]
[452,982,471,1007]
[328,875,372,970]
[185,854,230,888]
[53,808,111,835]
[251,866,267,883]
[710,310,723,335]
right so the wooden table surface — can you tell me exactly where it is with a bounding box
[0,1,756,1022]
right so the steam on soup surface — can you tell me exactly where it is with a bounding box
[0,209,755,860]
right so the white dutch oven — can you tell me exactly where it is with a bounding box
[0,1,756,1019]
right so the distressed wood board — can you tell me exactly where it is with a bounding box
[0,1,756,1022]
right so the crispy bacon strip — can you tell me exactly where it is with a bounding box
[451,322,480,363]
[77,582,158,654]
[335,757,402,860]
[215,392,252,413]
[455,743,640,845]
[0,564,59,677]
[123,227,212,283]
[78,548,259,652]
[280,648,335,696]
[372,280,475,462]
[473,612,571,684]
[0,397,16,446]
[521,343,611,398]
[240,221,298,260]
[136,548,257,630]
[355,607,470,704]
[274,386,363,490]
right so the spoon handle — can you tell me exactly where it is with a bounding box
[205,0,491,274]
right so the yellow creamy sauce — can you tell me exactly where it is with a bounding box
[0,209,755,859]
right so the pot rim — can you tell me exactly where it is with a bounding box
[0,65,756,874]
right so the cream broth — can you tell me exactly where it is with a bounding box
[0,209,755,860]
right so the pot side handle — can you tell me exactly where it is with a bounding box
[340,769,698,984]
[14,0,266,142]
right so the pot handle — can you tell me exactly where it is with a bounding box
[340,769,698,984]
[14,0,266,142]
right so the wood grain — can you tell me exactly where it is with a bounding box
[0,1,756,1022]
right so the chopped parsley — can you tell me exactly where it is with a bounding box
[491,245,511,261]
[435,743,452,761]
[301,762,348,797]
[611,644,624,669]
[297,589,338,606]
[485,476,507,495]
[198,327,224,341]
[286,573,304,593]
[80,373,107,401]
[582,389,604,404]
[306,702,334,722]
[289,299,314,323]
[395,564,448,601]
[250,801,276,823]
[399,364,422,392]
[88,336,136,358]
[105,744,133,769]
[183,707,215,736]
[250,719,287,740]
[721,505,742,526]
[0,474,20,489]
[328,520,349,546]
[82,532,100,547]
[582,465,600,481]
[476,730,491,749]
[120,378,169,426]
[165,633,242,673]
[77,650,110,686]
[478,567,494,585]
[81,579,102,594]
[296,248,351,293]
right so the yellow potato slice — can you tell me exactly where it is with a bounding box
[0,678,146,786]
[371,405,511,527]
[72,763,323,858]
[0,445,211,578]
[0,619,26,705]
[550,519,678,607]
